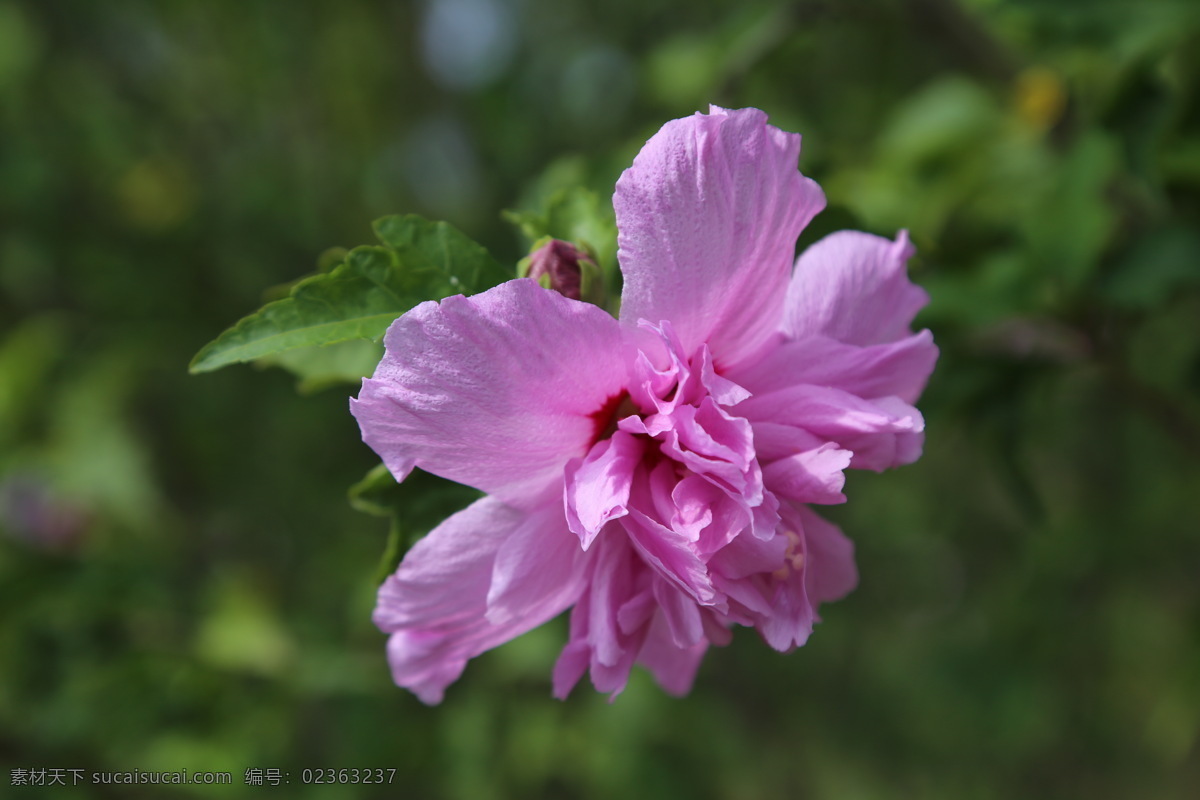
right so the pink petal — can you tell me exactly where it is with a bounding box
[587,534,640,668]
[727,331,938,405]
[351,279,630,508]
[564,431,644,550]
[553,536,648,700]
[623,509,720,607]
[487,504,591,626]
[652,576,706,648]
[636,612,709,696]
[710,531,790,582]
[551,639,591,701]
[668,475,719,542]
[698,343,752,406]
[799,506,858,605]
[615,106,826,369]
[373,497,585,704]
[617,587,657,635]
[736,384,925,472]
[842,396,925,471]
[552,578,597,701]
[757,580,815,651]
[554,540,715,700]
[745,423,826,462]
[721,504,855,652]
[785,230,929,347]
[762,443,852,504]
[657,399,761,501]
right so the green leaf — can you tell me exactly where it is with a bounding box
[1021,131,1119,291]
[255,338,383,395]
[189,215,507,373]
[1103,226,1200,310]
[349,464,481,525]
[347,462,406,518]
[347,464,412,583]
[504,186,618,272]
[371,214,508,289]
[348,464,482,583]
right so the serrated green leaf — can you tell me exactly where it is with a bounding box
[371,214,509,289]
[189,215,507,373]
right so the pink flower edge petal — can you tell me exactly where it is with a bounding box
[616,106,826,369]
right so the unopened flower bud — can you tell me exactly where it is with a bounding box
[518,238,603,304]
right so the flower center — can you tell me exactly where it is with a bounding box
[589,391,639,444]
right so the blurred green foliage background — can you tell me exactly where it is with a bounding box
[2,0,1199,797]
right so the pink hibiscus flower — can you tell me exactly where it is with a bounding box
[351,106,937,703]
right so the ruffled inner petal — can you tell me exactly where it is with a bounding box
[713,503,856,652]
[762,443,852,505]
[728,331,938,406]
[553,537,717,701]
[564,431,644,549]
[736,384,926,472]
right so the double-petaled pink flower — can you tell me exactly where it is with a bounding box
[351,107,937,703]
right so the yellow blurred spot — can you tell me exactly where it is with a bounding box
[115,156,195,231]
[1014,66,1067,132]
[1145,689,1199,764]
